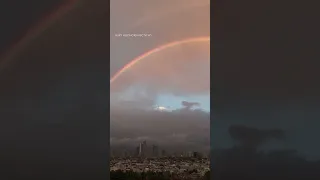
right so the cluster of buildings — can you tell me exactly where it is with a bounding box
[136,140,158,157]
[111,140,208,158]
[110,140,210,178]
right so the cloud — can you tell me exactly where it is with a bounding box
[181,101,200,110]
[228,125,285,148]
[110,107,210,152]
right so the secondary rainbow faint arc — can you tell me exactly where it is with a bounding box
[110,36,210,84]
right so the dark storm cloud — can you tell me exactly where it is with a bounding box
[182,101,200,109]
[211,102,320,160]
[228,125,285,148]
[110,107,210,152]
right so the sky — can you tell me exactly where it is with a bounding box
[110,0,210,152]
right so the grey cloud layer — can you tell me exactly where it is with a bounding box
[110,108,210,152]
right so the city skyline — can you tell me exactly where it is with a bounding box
[111,139,209,158]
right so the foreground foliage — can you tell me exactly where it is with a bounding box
[110,170,210,180]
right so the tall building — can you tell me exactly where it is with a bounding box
[138,140,147,157]
[139,142,143,157]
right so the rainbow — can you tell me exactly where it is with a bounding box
[0,0,79,72]
[110,36,210,84]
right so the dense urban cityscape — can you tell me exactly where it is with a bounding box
[110,140,210,180]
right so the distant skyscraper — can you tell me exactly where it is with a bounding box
[139,143,143,156]
[138,140,147,157]
[143,141,148,157]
